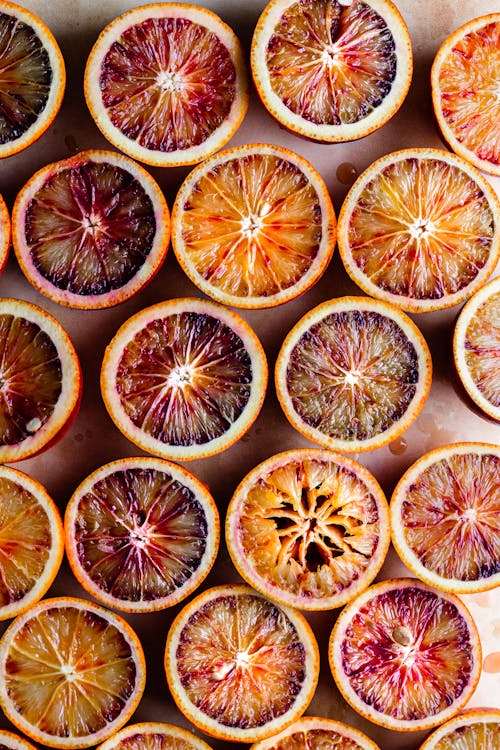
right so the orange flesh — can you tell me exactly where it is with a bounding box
[262,727,365,749]
[175,593,306,728]
[266,0,396,125]
[106,732,199,750]
[347,158,495,299]
[464,290,500,407]
[432,721,500,748]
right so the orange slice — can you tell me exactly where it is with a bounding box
[101,297,267,461]
[171,143,336,308]
[65,457,219,612]
[249,716,381,750]
[419,709,500,749]
[84,3,248,167]
[0,730,37,750]
[0,298,81,462]
[0,193,10,275]
[226,448,390,610]
[337,148,500,312]
[12,150,170,310]
[0,597,146,748]
[454,276,500,422]
[390,443,500,594]
[431,14,500,176]
[275,296,431,453]
[165,584,319,743]
[329,578,482,732]
[251,0,412,143]
[96,722,214,750]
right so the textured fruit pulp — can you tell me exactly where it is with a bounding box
[74,467,208,602]
[263,727,365,749]
[464,289,500,407]
[438,21,500,167]
[347,157,495,299]
[286,310,418,441]
[175,593,306,728]
[237,457,381,600]
[400,452,500,581]
[24,161,156,296]
[0,315,61,446]
[180,153,322,298]
[266,0,396,126]
[341,586,475,720]
[3,607,137,737]
[100,17,236,152]
[431,721,500,749]
[107,732,200,750]
[116,312,253,446]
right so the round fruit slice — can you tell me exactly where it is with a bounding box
[101,298,267,461]
[96,722,214,750]
[226,449,390,610]
[390,443,500,594]
[65,457,219,612]
[0,298,81,462]
[12,150,170,310]
[0,193,10,275]
[275,296,432,453]
[165,584,319,743]
[329,578,482,732]
[419,709,500,749]
[250,716,381,750]
[337,148,500,312]
[0,597,146,748]
[0,730,38,750]
[251,0,412,143]
[171,143,336,309]
[454,276,500,422]
[84,3,248,167]
[0,1,65,158]
[432,14,500,176]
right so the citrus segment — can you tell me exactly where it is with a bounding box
[250,716,381,750]
[97,722,214,750]
[0,730,38,750]
[419,709,500,749]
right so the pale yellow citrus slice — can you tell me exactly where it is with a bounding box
[250,716,381,750]
[0,730,37,750]
[96,722,214,750]
[419,709,500,749]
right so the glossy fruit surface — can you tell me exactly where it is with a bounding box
[419,709,500,749]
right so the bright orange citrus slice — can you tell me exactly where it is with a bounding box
[0,730,37,750]
[0,193,10,275]
[171,143,336,308]
[419,709,500,749]
[96,722,214,750]
[165,584,319,743]
[250,716,381,750]
[12,150,170,310]
[84,3,248,167]
[337,148,500,312]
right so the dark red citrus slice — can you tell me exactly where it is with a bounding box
[96,722,214,750]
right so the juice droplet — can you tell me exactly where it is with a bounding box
[389,437,408,455]
[483,652,500,673]
[336,162,358,185]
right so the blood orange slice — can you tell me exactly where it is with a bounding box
[337,148,500,312]
[165,584,319,743]
[84,3,248,167]
[65,457,219,612]
[251,0,412,143]
[171,143,336,309]
[432,14,500,176]
[419,709,500,749]
[0,298,81,462]
[250,716,381,750]
[275,296,431,453]
[0,730,37,750]
[96,722,214,750]
[101,298,267,461]
[0,193,10,275]
[12,150,170,310]
[329,578,482,731]
[226,449,390,610]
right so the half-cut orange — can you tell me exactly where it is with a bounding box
[419,709,500,749]
[96,722,214,750]
[250,717,381,750]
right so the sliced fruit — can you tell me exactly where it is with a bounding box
[84,3,248,167]
[275,296,432,453]
[226,448,390,610]
[0,597,146,748]
[250,716,381,750]
[12,150,170,310]
[419,709,500,749]
[454,276,500,422]
[0,1,65,157]
[0,298,81,462]
[337,148,500,312]
[65,457,219,612]
[101,297,267,461]
[0,193,10,275]
[251,0,412,142]
[0,730,37,750]
[165,584,319,743]
[431,14,500,176]
[96,722,214,750]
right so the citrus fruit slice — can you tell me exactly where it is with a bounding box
[165,584,319,743]
[0,1,65,158]
[0,193,10,275]
[101,298,267,461]
[65,457,219,612]
[171,143,336,308]
[0,597,146,749]
[226,449,390,610]
[0,730,37,750]
[96,722,214,750]
[337,148,500,312]
[12,150,170,310]
[329,578,482,732]
[250,716,381,750]
[275,296,432,453]
[419,709,500,749]
[453,276,500,422]
[251,0,412,143]
[431,14,500,176]
[0,298,81,462]
[390,443,500,594]
[84,3,248,167]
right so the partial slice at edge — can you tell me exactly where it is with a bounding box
[96,722,214,750]
[419,709,500,749]
[250,716,381,750]
[0,730,38,750]
[0,193,10,276]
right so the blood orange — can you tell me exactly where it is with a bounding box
[96,723,214,750]
[0,731,37,750]
[419,709,500,749]
[249,717,381,750]
[0,193,10,276]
